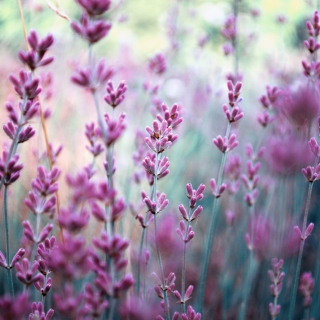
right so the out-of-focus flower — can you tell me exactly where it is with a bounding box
[71,14,111,44]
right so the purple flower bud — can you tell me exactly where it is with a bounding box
[3,121,17,140]
[30,301,54,320]
[305,222,314,238]
[15,258,41,286]
[269,303,281,318]
[0,251,8,268]
[191,205,203,221]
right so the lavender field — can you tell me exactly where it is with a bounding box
[0,0,320,319]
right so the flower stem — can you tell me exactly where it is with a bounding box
[4,186,14,296]
[239,250,256,320]
[198,123,231,313]
[288,181,314,320]
[181,241,187,314]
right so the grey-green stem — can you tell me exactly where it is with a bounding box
[288,181,314,320]
[198,122,231,313]
[4,186,14,296]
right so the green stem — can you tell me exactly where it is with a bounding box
[239,250,255,320]
[154,212,170,320]
[288,181,314,320]
[181,241,187,314]
[136,227,145,296]
[4,186,14,296]
[198,123,231,313]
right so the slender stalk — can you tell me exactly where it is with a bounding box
[198,122,231,313]
[150,152,170,320]
[154,212,170,320]
[181,232,188,314]
[17,0,29,49]
[232,0,239,78]
[239,250,255,320]
[288,181,314,320]
[4,186,14,296]
[136,227,145,296]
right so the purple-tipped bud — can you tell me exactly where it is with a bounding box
[179,204,189,221]
[18,125,35,143]
[305,222,314,238]
[294,226,302,239]
[191,205,203,221]
[0,251,8,268]
[38,224,53,243]
[269,303,281,318]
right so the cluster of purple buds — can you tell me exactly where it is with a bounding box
[54,284,86,319]
[9,70,41,101]
[71,13,111,44]
[268,258,285,319]
[83,283,109,318]
[242,144,261,207]
[24,165,60,218]
[304,36,320,53]
[306,10,320,37]
[15,258,42,287]
[3,122,35,144]
[0,248,25,270]
[302,11,320,77]
[92,232,133,299]
[148,53,167,75]
[221,15,236,40]
[143,192,169,215]
[29,302,54,320]
[18,30,54,71]
[48,233,91,280]
[91,181,125,223]
[0,293,30,320]
[142,154,170,181]
[71,59,114,92]
[76,0,111,17]
[213,134,239,153]
[85,122,104,157]
[302,60,320,78]
[144,103,182,155]
[103,113,126,147]
[153,272,176,300]
[0,151,23,186]
[257,85,279,127]
[104,80,127,108]
[302,137,320,182]
[299,272,315,308]
[177,184,205,243]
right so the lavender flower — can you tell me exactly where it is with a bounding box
[71,14,111,44]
